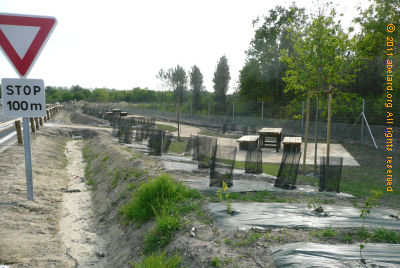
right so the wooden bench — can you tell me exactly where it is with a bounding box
[237,135,259,150]
[282,137,302,152]
[258,128,282,152]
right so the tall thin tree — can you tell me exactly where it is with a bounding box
[189,65,203,111]
[213,55,230,113]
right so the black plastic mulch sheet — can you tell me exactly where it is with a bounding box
[209,144,237,187]
[271,242,400,267]
[207,202,400,230]
[245,143,262,174]
[320,156,343,192]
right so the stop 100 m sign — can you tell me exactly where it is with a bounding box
[1,78,46,117]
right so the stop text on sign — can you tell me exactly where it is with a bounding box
[1,78,46,117]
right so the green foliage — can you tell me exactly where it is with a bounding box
[119,174,200,223]
[240,4,307,103]
[189,65,204,111]
[144,211,181,252]
[213,55,230,111]
[216,182,233,214]
[372,228,400,244]
[281,4,356,99]
[155,124,177,132]
[164,65,187,104]
[168,141,187,154]
[211,256,221,267]
[129,252,182,268]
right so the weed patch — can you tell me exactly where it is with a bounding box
[129,252,182,268]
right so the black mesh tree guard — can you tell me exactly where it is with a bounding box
[274,145,302,189]
[242,126,248,135]
[124,119,133,144]
[249,125,257,134]
[118,120,125,143]
[209,144,237,187]
[162,132,173,153]
[222,123,228,133]
[245,143,262,174]
[135,126,144,142]
[319,156,343,192]
[194,136,217,168]
[148,129,163,156]
[184,135,196,156]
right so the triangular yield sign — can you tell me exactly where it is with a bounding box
[0,13,57,78]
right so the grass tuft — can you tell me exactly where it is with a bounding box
[120,174,200,224]
[129,252,182,268]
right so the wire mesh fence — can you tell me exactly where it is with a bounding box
[116,98,398,151]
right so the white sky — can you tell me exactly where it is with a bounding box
[0,0,365,93]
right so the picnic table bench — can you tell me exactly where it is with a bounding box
[237,135,259,150]
[282,137,302,152]
[258,128,282,152]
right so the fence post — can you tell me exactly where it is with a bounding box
[15,120,23,144]
[361,99,365,144]
[39,117,43,126]
[301,101,304,137]
[326,88,333,169]
[232,100,235,123]
[35,118,39,130]
[261,101,264,128]
[29,118,35,133]
[303,93,311,171]
[208,102,210,125]
[190,102,192,121]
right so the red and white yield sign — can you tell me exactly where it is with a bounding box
[0,13,57,78]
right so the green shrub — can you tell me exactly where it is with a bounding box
[129,252,181,268]
[120,174,200,223]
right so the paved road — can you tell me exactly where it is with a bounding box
[0,113,20,148]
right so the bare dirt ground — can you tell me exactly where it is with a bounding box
[0,121,73,267]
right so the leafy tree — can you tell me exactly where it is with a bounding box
[91,88,109,103]
[164,65,187,141]
[156,69,168,105]
[281,6,356,98]
[165,65,187,104]
[213,55,230,112]
[352,0,400,98]
[189,65,203,111]
[239,4,307,102]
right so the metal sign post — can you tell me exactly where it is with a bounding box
[22,117,33,200]
[0,13,57,201]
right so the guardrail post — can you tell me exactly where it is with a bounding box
[15,120,23,144]
[46,110,50,120]
[35,118,40,130]
[29,118,35,133]
[39,117,43,126]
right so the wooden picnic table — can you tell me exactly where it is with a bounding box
[283,136,302,152]
[258,127,282,152]
[236,135,259,150]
